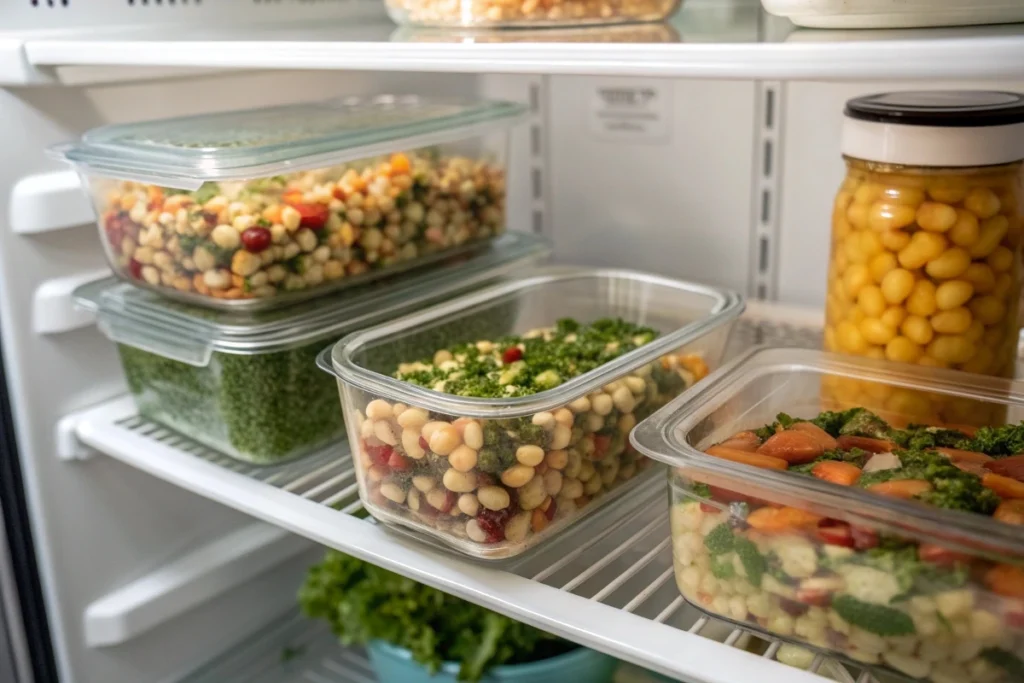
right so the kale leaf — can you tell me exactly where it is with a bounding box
[831,595,916,636]
[965,422,1024,457]
[299,551,573,681]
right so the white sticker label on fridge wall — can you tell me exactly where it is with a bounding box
[589,83,671,143]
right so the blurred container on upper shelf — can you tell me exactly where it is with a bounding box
[385,0,679,29]
[320,268,743,559]
[54,95,525,311]
[762,0,1024,29]
[825,91,1024,423]
[631,347,1024,683]
[73,233,550,466]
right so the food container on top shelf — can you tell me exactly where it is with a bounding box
[320,268,743,558]
[826,91,1024,425]
[54,95,524,311]
[761,0,1024,29]
[73,232,549,466]
[384,0,679,31]
[631,347,1024,683]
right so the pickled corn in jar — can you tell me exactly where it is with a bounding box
[825,91,1024,425]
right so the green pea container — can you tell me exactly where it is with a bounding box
[73,232,549,465]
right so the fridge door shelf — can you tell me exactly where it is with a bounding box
[68,306,874,683]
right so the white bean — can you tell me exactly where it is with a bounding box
[516,445,545,467]
[412,476,435,492]
[449,445,478,472]
[500,465,535,488]
[367,465,387,483]
[463,421,484,450]
[443,468,477,493]
[477,485,511,511]
[553,408,574,426]
[425,488,449,510]
[366,399,393,421]
[373,420,397,446]
[578,460,595,483]
[380,483,406,504]
[625,376,647,395]
[518,477,547,510]
[359,419,374,439]
[466,519,488,543]
[592,394,613,416]
[544,449,568,470]
[584,474,603,495]
[586,414,605,433]
[397,408,429,430]
[421,421,448,442]
[561,478,583,499]
[402,429,425,459]
[458,493,480,516]
[407,488,421,511]
[542,470,563,496]
[612,386,636,413]
[504,512,530,543]
[568,396,591,413]
[429,425,461,456]
[550,424,571,450]
[618,413,637,434]
[532,412,556,429]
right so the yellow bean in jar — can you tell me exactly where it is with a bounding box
[948,209,981,246]
[969,216,1009,258]
[843,263,871,298]
[880,230,912,251]
[906,280,938,316]
[924,247,971,279]
[857,285,886,317]
[934,280,974,310]
[881,268,915,304]
[987,245,1014,272]
[930,307,972,334]
[916,202,959,232]
[870,202,916,231]
[869,252,897,283]
[860,318,896,345]
[885,336,922,363]
[880,306,906,329]
[964,187,1001,219]
[963,263,996,293]
[898,231,947,269]
[901,315,934,345]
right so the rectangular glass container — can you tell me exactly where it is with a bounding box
[385,0,681,28]
[322,268,743,558]
[55,96,525,311]
[631,347,1024,683]
[74,233,549,465]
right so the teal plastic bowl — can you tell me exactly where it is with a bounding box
[366,640,617,683]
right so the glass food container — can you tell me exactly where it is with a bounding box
[632,347,1024,683]
[761,0,1024,29]
[74,233,549,465]
[384,0,679,29]
[55,96,524,311]
[321,268,743,559]
[826,91,1024,425]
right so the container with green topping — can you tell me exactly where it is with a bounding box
[74,232,550,465]
[632,347,1024,683]
[322,268,743,558]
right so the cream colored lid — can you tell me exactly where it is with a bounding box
[841,90,1024,167]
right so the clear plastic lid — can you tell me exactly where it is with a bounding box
[73,232,549,366]
[631,346,1024,557]
[54,95,526,189]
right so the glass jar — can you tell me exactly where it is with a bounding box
[824,91,1024,426]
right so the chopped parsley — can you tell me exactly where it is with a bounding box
[394,318,658,398]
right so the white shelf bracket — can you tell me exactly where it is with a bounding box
[9,170,92,235]
[56,413,94,462]
[84,523,312,648]
[33,268,109,335]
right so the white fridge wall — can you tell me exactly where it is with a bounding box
[0,69,507,683]
[777,78,1024,308]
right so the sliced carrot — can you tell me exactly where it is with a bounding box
[678,354,710,381]
[994,500,1024,525]
[836,435,895,453]
[984,564,1024,599]
[718,431,761,452]
[983,473,1024,500]
[986,455,1024,481]
[705,446,788,471]
[811,460,862,486]
[936,447,992,465]
[389,153,411,174]
[757,431,824,464]
[282,189,304,205]
[790,422,839,450]
[867,479,932,499]
[747,506,823,534]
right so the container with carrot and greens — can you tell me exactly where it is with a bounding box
[631,348,1024,683]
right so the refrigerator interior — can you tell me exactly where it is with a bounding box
[1,3,1023,682]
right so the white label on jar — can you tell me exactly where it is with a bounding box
[589,81,671,143]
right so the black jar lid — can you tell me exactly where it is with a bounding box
[845,91,1024,128]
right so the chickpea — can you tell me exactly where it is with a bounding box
[591,393,613,416]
